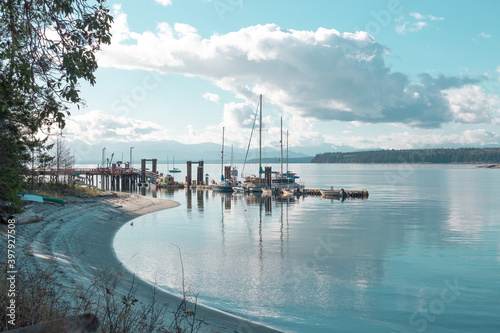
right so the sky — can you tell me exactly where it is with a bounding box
[64,0,500,156]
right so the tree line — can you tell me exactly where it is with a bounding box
[0,0,112,214]
[311,148,500,164]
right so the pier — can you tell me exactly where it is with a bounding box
[39,167,141,191]
[36,159,369,199]
[37,158,163,191]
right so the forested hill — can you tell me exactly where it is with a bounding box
[311,148,500,164]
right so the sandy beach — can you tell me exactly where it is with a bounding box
[12,192,282,333]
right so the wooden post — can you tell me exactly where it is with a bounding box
[153,159,157,173]
[224,166,231,180]
[265,167,272,188]
[140,159,146,183]
[186,161,192,188]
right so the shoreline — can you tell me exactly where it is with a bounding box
[13,192,283,333]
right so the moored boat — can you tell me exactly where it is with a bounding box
[168,155,181,173]
[156,175,180,189]
[213,181,235,192]
[233,186,248,193]
[213,127,237,192]
[261,188,273,196]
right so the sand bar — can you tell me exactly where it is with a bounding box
[12,192,283,333]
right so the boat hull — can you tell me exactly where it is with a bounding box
[233,187,247,193]
[213,185,234,192]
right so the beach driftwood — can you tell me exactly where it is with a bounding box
[10,211,44,225]
[6,313,99,333]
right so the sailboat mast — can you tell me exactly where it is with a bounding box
[286,129,289,175]
[280,117,283,180]
[221,127,225,180]
[259,94,262,178]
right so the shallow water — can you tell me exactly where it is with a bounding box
[114,164,500,332]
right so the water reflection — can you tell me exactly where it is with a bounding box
[116,165,500,332]
[171,188,450,324]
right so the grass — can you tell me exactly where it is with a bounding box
[1,182,205,332]
[26,182,106,200]
[0,257,204,332]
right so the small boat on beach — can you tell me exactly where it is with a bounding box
[20,194,65,205]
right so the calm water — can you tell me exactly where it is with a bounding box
[114,164,500,332]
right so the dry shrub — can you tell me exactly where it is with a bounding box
[0,254,204,332]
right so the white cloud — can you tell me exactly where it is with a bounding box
[410,12,444,21]
[110,4,130,43]
[223,102,255,129]
[154,0,172,6]
[98,6,499,130]
[64,110,172,144]
[397,12,444,34]
[442,85,500,124]
[480,32,492,39]
[63,110,500,153]
[324,129,500,150]
[203,92,221,103]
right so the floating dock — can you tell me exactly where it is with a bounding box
[305,188,369,199]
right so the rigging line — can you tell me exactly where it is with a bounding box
[241,97,260,176]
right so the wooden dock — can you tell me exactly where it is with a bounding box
[37,167,154,191]
[305,188,369,199]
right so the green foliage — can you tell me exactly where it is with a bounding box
[0,111,27,214]
[312,148,500,164]
[0,0,113,211]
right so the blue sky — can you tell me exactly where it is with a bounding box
[65,0,500,153]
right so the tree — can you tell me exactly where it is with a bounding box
[52,136,74,184]
[0,0,112,213]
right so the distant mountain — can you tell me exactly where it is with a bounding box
[290,144,369,156]
[71,139,500,165]
[70,139,318,164]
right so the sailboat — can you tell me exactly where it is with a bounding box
[169,155,181,173]
[242,94,267,192]
[230,145,238,179]
[272,118,304,195]
[213,127,236,192]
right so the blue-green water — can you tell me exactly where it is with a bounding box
[114,164,500,332]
